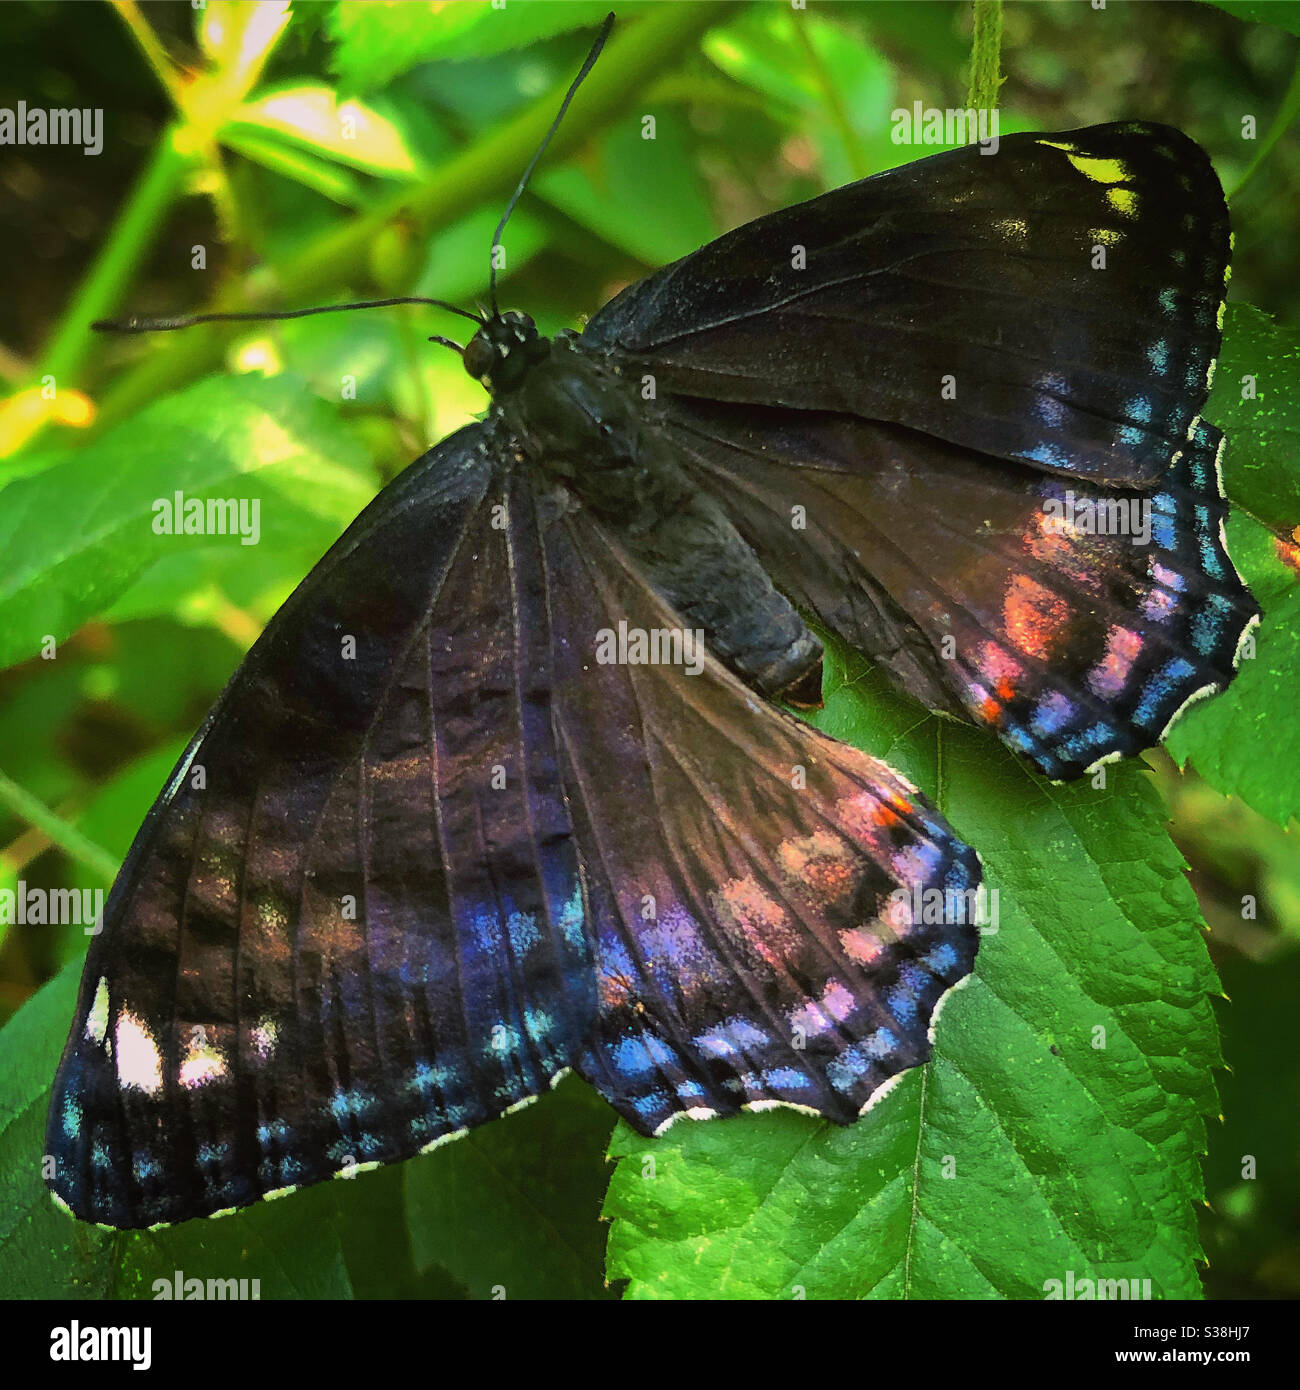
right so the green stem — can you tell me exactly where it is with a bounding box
[967,0,1005,111]
[0,770,119,885]
[33,127,198,393]
[1228,50,1300,203]
[112,0,185,115]
[90,1,731,435]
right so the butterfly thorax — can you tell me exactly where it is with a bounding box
[465,317,824,705]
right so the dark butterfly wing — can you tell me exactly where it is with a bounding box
[582,122,1229,489]
[49,423,980,1225]
[661,399,1258,780]
[539,506,980,1132]
[46,426,597,1228]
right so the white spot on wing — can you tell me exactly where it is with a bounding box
[115,1010,163,1094]
[85,977,110,1044]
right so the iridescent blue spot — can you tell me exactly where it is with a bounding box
[925,942,960,974]
[259,1155,304,1185]
[694,1016,769,1060]
[1147,340,1171,372]
[559,887,585,949]
[612,1031,676,1078]
[1002,723,1037,755]
[1062,722,1119,760]
[1119,424,1147,447]
[1031,691,1074,737]
[1152,512,1176,549]
[61,1094,80,1138]
[1022,442,1071,469]
[471,909,502,953]
[826,1030,900,1093]
[1134,659,1195,727]
[761,1067,813,1092]
[676,1079,706,1101]
[329,1088,375,1122]
[408,1062,453,1097]
[133,1154,159,1182]
[1159,288,1178,313]
[1192,597,1232,654]
[1152,563,1185,593]
[633,1092,669,1121]
[524,1007,555,1041]
[886,985,918,1027]
[507,910,540,955]
[257,1120,292,1146]
[1125,396,1153,425]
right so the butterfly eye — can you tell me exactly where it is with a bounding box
[462,333,495,382]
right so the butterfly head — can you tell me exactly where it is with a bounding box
[462,310,547,395]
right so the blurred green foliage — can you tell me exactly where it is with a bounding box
[0,0,1297,1300]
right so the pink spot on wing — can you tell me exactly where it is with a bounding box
[1088,626,1141,699]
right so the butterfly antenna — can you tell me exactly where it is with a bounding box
[92,297,485,334]
[488,11,614,320]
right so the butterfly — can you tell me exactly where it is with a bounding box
[46,45,1255,1227]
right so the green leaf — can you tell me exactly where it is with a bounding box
[196,0,293,102]
[221,128,366,206]
[1205,302,1300,535]
[403,1075,617,1300]
[605,652,1220,1299]
[0,374,376,673]
[1205,1,1300,39]
[534,113,715,267]
[326,0,619,90]
[1164,517,1300,825]
[116,1178,356,1299]
[1162,303,1300,823]
[228,85,429,180]
[413,204,548,306]
[705,9,896,184]
[0,962,113,1298]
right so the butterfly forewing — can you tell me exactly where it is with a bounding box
[47,428,598,1227]
[582,122,1229,489]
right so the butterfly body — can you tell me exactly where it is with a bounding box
[47,122,1255,1229]
[483,320,826,701]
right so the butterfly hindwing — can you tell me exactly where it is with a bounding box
[582,122,1229,489]
[662,400,1257,779]
[540,506,980,1132]
[46,428,597,1227]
